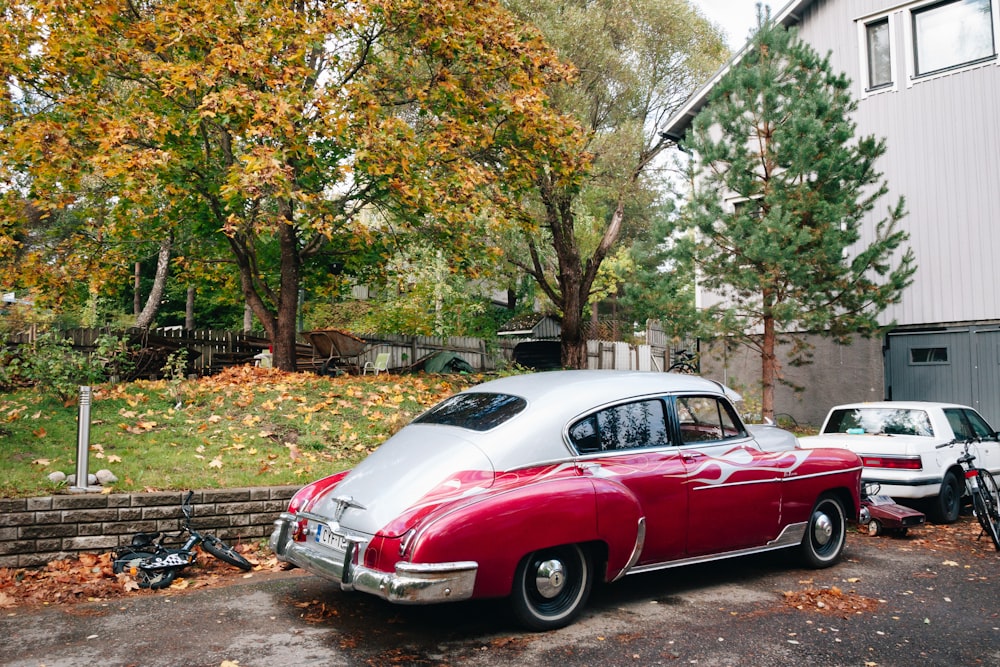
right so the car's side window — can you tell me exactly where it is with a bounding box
[675,395,745,444]
[569,399,669,454]
[963,409,997,440]
[944,408,973,441]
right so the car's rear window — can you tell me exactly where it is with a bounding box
[823,408,933,437]
[414,392,527,431]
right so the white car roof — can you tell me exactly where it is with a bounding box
[450,370,741,470]
[826,401,973,411]
[467,370,738,406]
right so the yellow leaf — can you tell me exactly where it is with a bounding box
[32,458,51,466]
[107,454,122,463]
[209,457,223,469]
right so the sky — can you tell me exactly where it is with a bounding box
[690,0,765,49]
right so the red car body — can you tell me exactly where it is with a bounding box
[271,371,863,630]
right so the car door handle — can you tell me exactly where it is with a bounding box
[682,452,706,463]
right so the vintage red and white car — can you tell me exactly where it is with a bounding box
[270,371,863,630]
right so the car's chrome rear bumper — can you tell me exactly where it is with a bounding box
[270,513,477,604]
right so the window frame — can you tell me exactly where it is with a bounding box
[857,11,899,97]
[867,17,895,90]
[904,0,998,86]
[908,346,951,365]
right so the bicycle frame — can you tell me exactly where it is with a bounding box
[113,491,253,585]
[936,439,1000,550]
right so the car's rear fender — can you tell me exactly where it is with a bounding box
[401,477,615,599]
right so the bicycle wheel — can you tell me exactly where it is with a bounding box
[974,470,1000,551]
[202,535,253,571]
[113,551,178,589]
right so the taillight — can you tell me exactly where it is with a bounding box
[287,472,349,514]
[966,469,978,480]
[291,518,310,542]
[861,456,922,470]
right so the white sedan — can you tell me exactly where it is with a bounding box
[799,401,1000,523]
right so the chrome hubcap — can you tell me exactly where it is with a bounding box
[534,559,566,599]
[813,511,833,545]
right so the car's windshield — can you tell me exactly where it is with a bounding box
[414,392,527,431]
[823,408,934,437]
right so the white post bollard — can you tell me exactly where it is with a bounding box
[70,386,100,493]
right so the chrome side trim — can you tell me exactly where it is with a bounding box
[624,521,808,576]
[612,517,646,582]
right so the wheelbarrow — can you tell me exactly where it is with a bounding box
[306,329,368,376]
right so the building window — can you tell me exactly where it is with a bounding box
[867,18,893,87]
[909,346,949,364]
[912,0,996,76]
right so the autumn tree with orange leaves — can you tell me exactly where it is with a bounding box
[0,0,585,369]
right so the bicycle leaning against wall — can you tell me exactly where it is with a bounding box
[112,491,253,589]
[936,439,1000,550]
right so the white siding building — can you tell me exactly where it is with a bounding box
[663,0,1000,425]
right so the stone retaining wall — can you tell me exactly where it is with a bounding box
[0,486,300,568]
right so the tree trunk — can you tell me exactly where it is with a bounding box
[243,302,253,333]
[761,315,776,422]
[133,262,141,316]
[135,235,172,329]
[185,287,194,330]
[560,269,587,369]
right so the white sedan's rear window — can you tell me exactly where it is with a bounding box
[823,408,933,437]
[415,392,527,431]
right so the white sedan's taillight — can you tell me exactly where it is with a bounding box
[861,455,922,470]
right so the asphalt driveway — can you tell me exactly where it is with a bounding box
[3,518,999,667]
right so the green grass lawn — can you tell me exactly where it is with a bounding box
[0,366,486,498]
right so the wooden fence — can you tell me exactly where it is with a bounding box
[5,320,687,377]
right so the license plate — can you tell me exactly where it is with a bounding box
[316,523,349,551]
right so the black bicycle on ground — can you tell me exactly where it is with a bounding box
[936,439,1000,550]
[112,491,253,589]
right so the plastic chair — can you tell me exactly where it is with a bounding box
[363,352,390,375]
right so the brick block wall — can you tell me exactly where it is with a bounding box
[0,486,300,568]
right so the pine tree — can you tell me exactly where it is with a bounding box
[675,17,915,419]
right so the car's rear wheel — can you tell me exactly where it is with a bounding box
[511,544,592,631]
[800,494,846,568]
[930,470,962,524]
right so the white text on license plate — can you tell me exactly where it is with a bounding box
[316,524,349,550]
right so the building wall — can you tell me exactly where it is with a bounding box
[700,333,885,427]
[795,0,1000,328]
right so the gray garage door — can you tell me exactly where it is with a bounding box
[886,326,1000,426]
